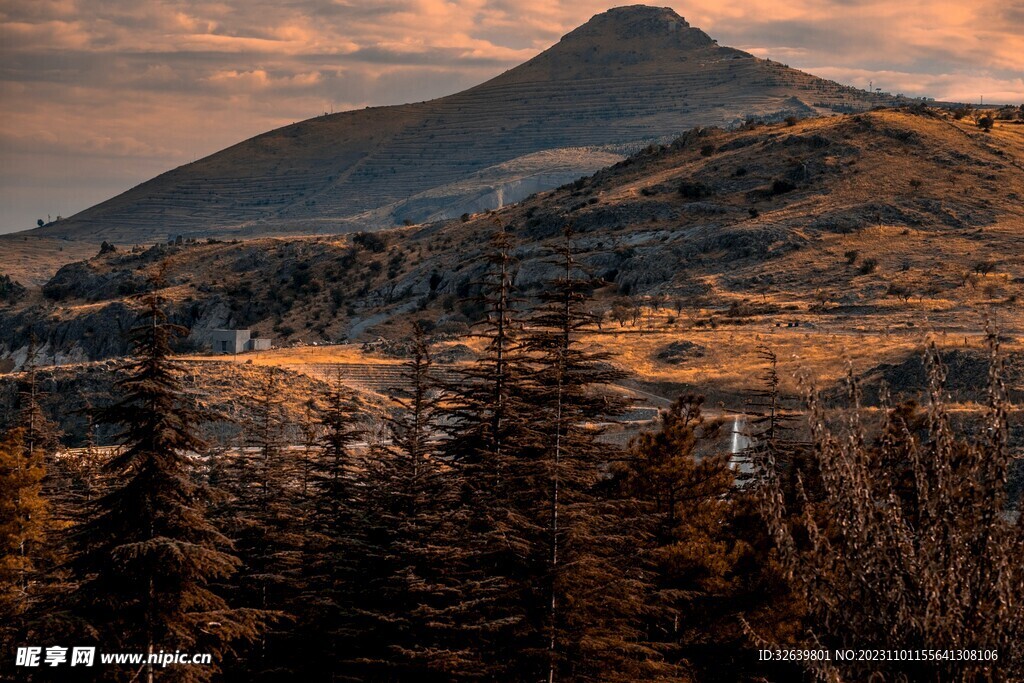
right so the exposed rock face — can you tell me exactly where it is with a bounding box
[42,262,149,302]
[0,298,236,369]
[0,244,242,367]
[24,6,891,244]
[848,350,1024,406]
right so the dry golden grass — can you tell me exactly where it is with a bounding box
[583,321,1021,397]
[179,343,403,367]
[0,235,98,286]
[171,317,1018,411]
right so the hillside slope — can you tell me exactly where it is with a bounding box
[27,5,893,244]
[4,109,1024,399]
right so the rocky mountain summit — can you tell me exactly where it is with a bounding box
[25,5,893,244]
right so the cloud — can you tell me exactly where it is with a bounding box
[1,0,1022,233]
[0,129,178,158]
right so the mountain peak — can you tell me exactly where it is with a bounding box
[29,4,893,243]
[495,5,719,85]
[559,5,713,49]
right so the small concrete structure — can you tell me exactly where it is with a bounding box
[209,329,272,354]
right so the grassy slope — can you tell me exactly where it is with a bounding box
[0,236,99,287]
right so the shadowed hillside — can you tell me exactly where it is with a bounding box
[25,5,895,244]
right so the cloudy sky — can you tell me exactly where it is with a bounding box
[1,0,1022,234]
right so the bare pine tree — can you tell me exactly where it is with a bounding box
[754,337,1024,682]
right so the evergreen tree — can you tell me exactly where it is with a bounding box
[441,228,543,679]
[300,372,365,681]
[619,395,733,668]
[515,229,670,681]
[298,398,320,505]
[618,395,801,682]
[355,325,473,680]
[16,337,70,523]
[75,395,104,506]
[7,343,85,677]
[71,284,266,682]
[445,227,532,463]
[0,428,48,656]
[697,348,809,682]
[218,367,304,679]
[16,335,61,459]
[746,346,813,504]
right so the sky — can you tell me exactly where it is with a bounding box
[1,0,1022,235]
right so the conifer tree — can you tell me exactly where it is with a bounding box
[0,428,48,655]
[71,283,266,682]
[8,343,84,673]
[298,398,320,503]
[445,227,532,463]
[620,395,733,649]
[516,229,670,682]
[16,337,69,523]
[219,367,305,679]
[299,372,365,680]
[75,396,104,505]
[354,324,473,680]
[57,395,107,525]
[618,395,797,682]
[440,228,541,678]
[746,346,812,503]
[16,335,61,459]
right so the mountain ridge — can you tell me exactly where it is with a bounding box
[24,5,898,244]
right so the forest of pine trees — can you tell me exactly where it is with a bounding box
[0,229,1021,682]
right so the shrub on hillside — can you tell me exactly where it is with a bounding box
[952,105,974,120]
[974,260,997,275]
[352,231,388,253]
[770,178,797,195]
[679,180,711,201]
[0,274,24,304]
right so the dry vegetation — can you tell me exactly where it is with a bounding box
[0,235,97,286]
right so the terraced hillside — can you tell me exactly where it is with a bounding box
[27,5,894,244]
